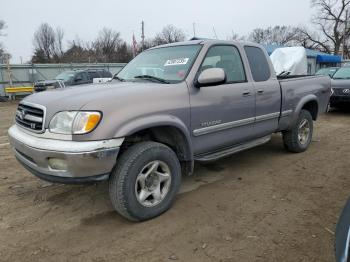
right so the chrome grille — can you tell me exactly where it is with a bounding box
[15,103,45,132]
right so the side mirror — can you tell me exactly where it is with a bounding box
[197,68,226,87]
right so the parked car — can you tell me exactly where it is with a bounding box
[34,69,112,92]
[335,198,350,262]
[316,67,339,77]
[330,67,350,108]
[8,40,331,221]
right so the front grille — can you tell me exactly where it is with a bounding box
[15,103,45,132]
[334,88,350,96]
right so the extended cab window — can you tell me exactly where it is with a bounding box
[200,45,246,83]
[244,46,271,82]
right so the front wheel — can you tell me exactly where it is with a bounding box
[109,142,181,221]
[282,109,313,153]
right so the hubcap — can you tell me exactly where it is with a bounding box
[135,160,172,207]
[298,119,310,145]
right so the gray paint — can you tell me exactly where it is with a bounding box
[17,39,331,160]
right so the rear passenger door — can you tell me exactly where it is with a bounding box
[244,46,281,136]
[190,45,256,154]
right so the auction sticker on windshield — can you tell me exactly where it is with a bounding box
[164,58,189,66]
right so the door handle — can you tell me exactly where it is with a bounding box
[242,91,251,97]
[257,90,264,95]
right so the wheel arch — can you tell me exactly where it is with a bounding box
[114,115,194,176]
[291,95,319,127]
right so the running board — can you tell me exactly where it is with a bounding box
[195,135,271,162]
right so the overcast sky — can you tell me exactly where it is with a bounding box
[1,0,313,63]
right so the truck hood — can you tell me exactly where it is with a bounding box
[22,81,168,124]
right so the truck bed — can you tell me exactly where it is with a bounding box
[277,75,331,130]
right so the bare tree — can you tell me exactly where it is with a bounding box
[300,0,350,55]
[93,28,122,62]
[54,27,65,59]
[32,23,65,63]
[0,20,7,59]
[33,23,56,61]
[152,25,186,45]
[0,20,5,36]
[61,39,91,63]
[247,26,303,46]
[227,30,244,41]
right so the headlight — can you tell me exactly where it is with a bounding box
[49,111,101,134]
[331,88,334,96]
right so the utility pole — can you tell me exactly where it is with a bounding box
[141,21,145,51]
[343,9,349,59]
[5,54,13,87]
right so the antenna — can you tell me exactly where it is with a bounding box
[193,23,196,38]
[213,27,218,39]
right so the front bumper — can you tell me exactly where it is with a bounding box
[8,125,123,184]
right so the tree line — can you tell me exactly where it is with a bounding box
[0,0,350,63]
[237,0,350,57]
[31,24,186,63]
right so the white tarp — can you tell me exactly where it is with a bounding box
[270,47,308,76]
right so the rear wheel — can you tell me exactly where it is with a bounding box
[282,109,313,153]
[109,142,181,221]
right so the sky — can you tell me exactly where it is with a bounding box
[1,0,313,63]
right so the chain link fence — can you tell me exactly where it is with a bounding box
[0,63,126,96]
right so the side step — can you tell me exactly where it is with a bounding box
[195,135,271,162]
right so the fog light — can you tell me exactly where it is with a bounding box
[48,158,68,170]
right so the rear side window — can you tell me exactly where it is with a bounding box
[103,70,112,77]
[88,71,101,79]
[244,46,271,82]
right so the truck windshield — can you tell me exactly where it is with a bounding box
[116,45,202,83]
[333,67,350,79]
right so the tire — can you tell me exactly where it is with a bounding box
[109,141,181,221]
[282,109,313,153]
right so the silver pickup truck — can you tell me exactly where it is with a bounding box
[8,40,331,221]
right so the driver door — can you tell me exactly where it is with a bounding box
[189,45,256,155]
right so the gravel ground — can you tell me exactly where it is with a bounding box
[0,101,349,262]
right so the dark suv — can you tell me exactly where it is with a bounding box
[330,67,350,108]
[34,69,112,92]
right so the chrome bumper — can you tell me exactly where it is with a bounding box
[8,125,124,183]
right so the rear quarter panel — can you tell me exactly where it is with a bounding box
[278,75,331,130]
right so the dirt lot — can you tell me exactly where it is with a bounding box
[0,101,349,262]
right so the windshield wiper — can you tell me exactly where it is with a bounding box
[134,75,170,84]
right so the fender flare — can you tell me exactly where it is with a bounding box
[113,114,193,161]
[291,94,319,127]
